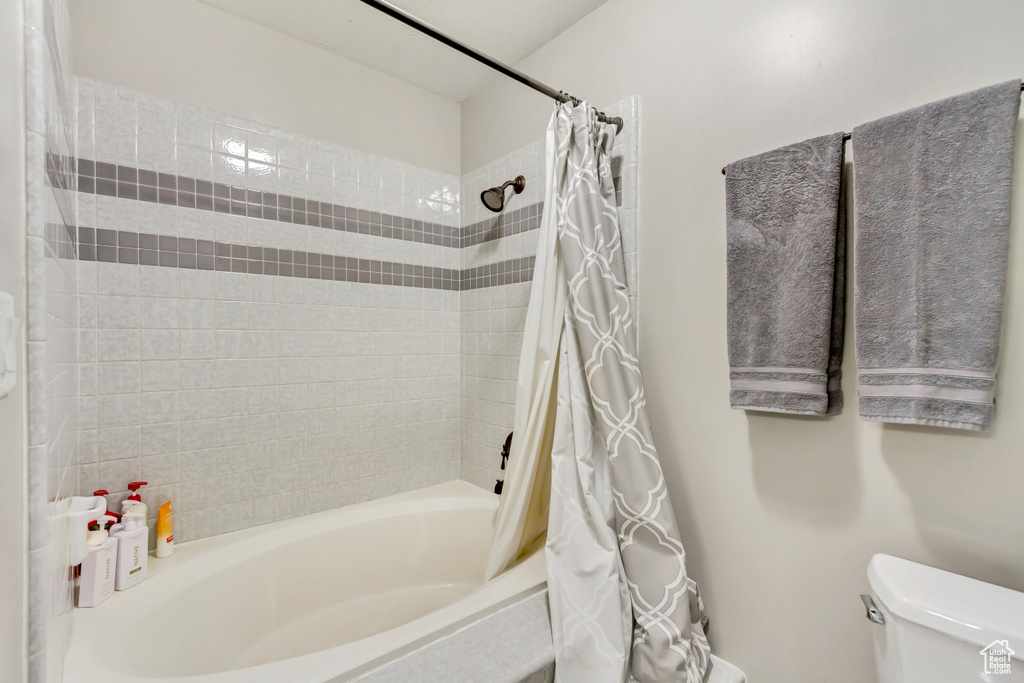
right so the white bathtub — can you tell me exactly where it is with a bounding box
[66,480,745,683]
[66,481,546,683]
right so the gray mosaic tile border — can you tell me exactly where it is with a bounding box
[53,154,560,252]
[462,202,544,248]
[46,146,77,235]
[46,149,75,190]
[461,255,537,291]
[77,226,460,289]
[74,226,532,292]
[52,154,546,289]
[45,221,78,260]
[65,154,461,248]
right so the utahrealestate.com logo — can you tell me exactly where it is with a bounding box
[981,640,1015,675]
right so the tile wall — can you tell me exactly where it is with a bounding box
[25,0,79,680]
[69,80,639,551]
[75,79,462,544]
[458,97,640,490]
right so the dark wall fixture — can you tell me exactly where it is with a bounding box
[494,431,514,494]
[481,176,525,213]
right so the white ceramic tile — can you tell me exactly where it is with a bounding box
[176,146,213,179]
[97,329,139,361]
[138,136,176,174]
[142,423,180,456]
[97,362,140,395]
[98,426,141,462]
[137,96,176,141]
[141,360,180,392]
[141,297,179,329]
[98,394,140,428]
[176,111,213,150]
[141,391,180,425]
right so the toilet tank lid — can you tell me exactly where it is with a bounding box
[868,554,1024,651]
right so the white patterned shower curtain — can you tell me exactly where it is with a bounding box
[486,102,712,683]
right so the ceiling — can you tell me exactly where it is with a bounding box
[198,0,611,102]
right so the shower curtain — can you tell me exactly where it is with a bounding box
[486,103,711,683]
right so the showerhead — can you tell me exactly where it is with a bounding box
[480,175,526,213]
[480,187,505,212]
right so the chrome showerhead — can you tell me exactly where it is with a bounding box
[480,175,525,213]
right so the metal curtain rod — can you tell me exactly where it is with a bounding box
[721,82,1024,175]
[357,0,624,133]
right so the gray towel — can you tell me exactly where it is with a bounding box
[853,80,1020,431]
[726,133,847,415]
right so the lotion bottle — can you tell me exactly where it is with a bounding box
[156,500,173,558]
[113,510,148,590]
[78,521,117,607]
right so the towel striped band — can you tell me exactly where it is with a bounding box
[730,367,827,395]
[858,367,994,379]
[857,384,993,404]
[730,379,826,395]
[857,368,996,405]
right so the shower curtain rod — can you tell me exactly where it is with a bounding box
[721,82,1024,174]
[357,0,624,133]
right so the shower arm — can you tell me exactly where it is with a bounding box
[357,0,624,134]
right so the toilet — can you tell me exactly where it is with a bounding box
[866,554,1024,682]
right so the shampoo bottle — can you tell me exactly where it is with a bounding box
[156,500,173,558]
[123,481,148,520]
[113,510,148,590]
[78,521,117,607]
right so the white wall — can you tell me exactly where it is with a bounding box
[461,1,1024,681]
[0,0,26,679]
[67,0,461,175]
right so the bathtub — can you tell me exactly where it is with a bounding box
[66,481,546,683]
[66,480,745,683]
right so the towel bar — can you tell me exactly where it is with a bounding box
[720,82,1024,175]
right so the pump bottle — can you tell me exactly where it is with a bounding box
[78,520,117,607]
[112,509,148,590]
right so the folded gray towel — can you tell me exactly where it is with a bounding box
[726,133,847,415]
[853,80,1020,430]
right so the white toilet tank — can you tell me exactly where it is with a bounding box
[866,554,1024,683]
